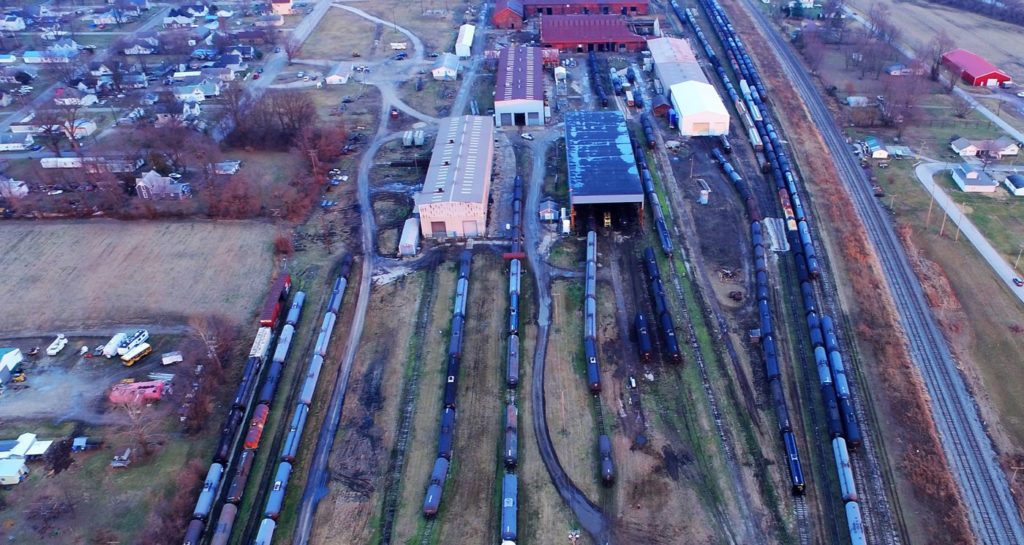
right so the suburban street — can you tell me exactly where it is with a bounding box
[913,162,1024,303]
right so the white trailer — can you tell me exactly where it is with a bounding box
[46,334,68,356]
[103,333,127,358]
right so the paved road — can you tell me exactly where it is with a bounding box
[522,132,612,545]
[912,162,1024,303]
[745,2,1024,543]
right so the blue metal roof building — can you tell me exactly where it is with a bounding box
[565,110,643,206]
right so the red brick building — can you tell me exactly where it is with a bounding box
[540,15,647,52]
[493,0,649,29]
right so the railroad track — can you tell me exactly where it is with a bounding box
[378,261,439,544]
[417,517,437,545]
[741,1,1024,542]
[793,496,812,545]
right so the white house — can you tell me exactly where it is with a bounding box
[135,170,191,199]
[951,164,997,193]
[325,62,353,85]
[0,15,26,32]
[54,88,99,107]
[455,24,475,58]
[65,119,98,139]
[0,459,28,485]
[173,78,220,102]
[432,53,460,81]
[0,134,34,152]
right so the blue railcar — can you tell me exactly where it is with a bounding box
[584,338,601,392]
[822,385,843,438]
[510,292,520,335]
[644,247,660,280]
[254,519,275,545]
[285,291,306,326]
[298,355,324,406]
[635,313,653,361]
[257,360,284,405]
[599,434,615,484]
[846,502,867,545]
[501,473,518,542]
[438,407,456,460]
[264,462,292,519]
[770,378,791,433]
[821,315,838,352]
[800,282,816,315]
[815,346,832,386]
[783,431,806,495]
[423,457,450,517]
[449,315,465,357]
[832,437,858,503]
[192,463,224,520]
[281,405,309,462]
[507,335,520,388]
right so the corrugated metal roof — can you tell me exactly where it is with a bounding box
[648,37,708,88]
[415,116,494,207]
[565,111,643,204]
[942,49,1010,80]
[540,15,645,45]
[457,24,475,47]
[496,46,544,103]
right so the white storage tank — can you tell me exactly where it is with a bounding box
[399,218,421,256]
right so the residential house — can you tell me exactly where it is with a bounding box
[864,136,888,159]
[182,4,210,17]
[884,63,925,77]
[89,61,123,78]
[173,78,220,102]
[127,0,151,9]
[325,62,353,85]
[164,9,196,27]
[22,50,77,64]
[119,73,150,89]
[191,47,218,60]
[154,101,200,126]
[951,136,1020,158]
[0,433,53,460]
[135,170,191,199]
[201,66,237,82]
[272,0,293,15]
[431,53,460,81]
[227,45,256,60]
[232,30,270,44]
[65,119,98,139]
[124,38,160,56]
[951,163,997,193]
[54,88,98,107]
[0,92,11,108]
[0,15,26,31]
[0,54,16,64]
[214,54,246,72]
[0,134,34,152]
[89,8,138,26]
[50,38,81,57]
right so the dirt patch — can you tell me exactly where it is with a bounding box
[0,220,277,333]
[723,3,972,542]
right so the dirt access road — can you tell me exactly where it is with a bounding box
[0,220,276,333]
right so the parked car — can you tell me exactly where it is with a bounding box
[521,133,534,141]
[1013,277,1023,287]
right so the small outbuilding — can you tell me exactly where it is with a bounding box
[0,459,28,485]
[539,198,559,221]
[951,164,997,193]
[864,136,888,159]
[0,347,23,387]
[399,217,421,256]
[325,62,353,85]
[1004,174,1024,196]
[456,24,475,58]
[432,53,460,81]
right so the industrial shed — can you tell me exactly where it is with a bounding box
[494,46,545,127]
[456,24,475,58]
[540,15,646,53]
[648,37,729,135]
[669,81,729,136]
[565,110,643,229]
[941,49,1012,87]
[415,116,494,238]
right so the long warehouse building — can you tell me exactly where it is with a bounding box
[415,115,494,238]
[647,36,729,136]
[565,110,643,230]
[494,45,545,127]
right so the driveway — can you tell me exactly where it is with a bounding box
[913,162,1024,304]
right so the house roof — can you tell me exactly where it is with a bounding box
[564,110,643,204]
[414,116,494,208]
[942,49,1010,80]
[540,15,645,45]
[433,53,460,71]
[0,433,52,459]
[496,46,543,103]
[495,0,524,17]
[0,459,26,478]
[953,165,996,186]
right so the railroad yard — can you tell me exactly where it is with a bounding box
[1,0,1023,544]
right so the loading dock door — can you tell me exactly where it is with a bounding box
[431,222,446,237]
[514,112,526,125]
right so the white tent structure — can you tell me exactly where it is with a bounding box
[669,81,730,136]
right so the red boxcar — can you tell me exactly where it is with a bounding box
[244,404,270,450]
[259,274,292,327]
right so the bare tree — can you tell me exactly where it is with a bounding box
[188,314,234,375]
[120,402,164,459]
[925,30,954,81]
[284,37,302,64]
[800,25,826,73]
[952,94,975,118]
[44,437,74,474]
[822,0,848,43]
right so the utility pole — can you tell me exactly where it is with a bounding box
[939,210,948,237]
[954,201,963,242]
[925,190,935,227]
[1015,244,1024,269]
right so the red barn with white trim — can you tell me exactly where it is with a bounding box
[941,49,1012,87]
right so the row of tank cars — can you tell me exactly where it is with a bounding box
[676,0,866,542]
[422,250,473,518]
[499,176,525,545]
[582,232,616,486]
[182,259,352,545]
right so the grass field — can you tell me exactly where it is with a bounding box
[300,7,386,61]
[0,220,277,333]
[844,0,1024,81]
[355,0,466,53]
